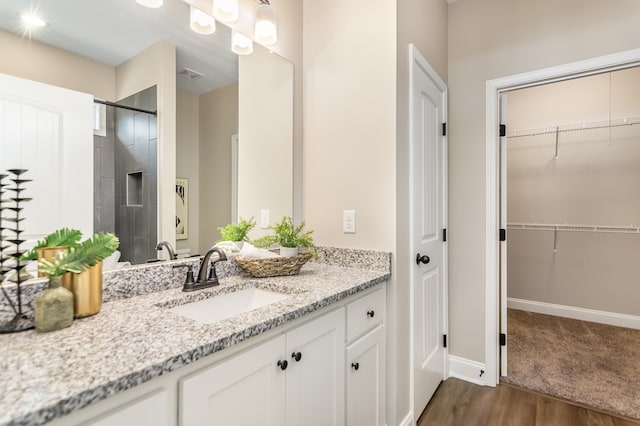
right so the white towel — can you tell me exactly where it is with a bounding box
[239,242,281,259]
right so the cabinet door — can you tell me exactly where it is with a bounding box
[82,389,169,426]
[285,308,345,426]
[346,325,386,426]
[180,335,286,426]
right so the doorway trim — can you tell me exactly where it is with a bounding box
[484,48,640,386]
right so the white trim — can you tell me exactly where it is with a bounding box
[398,411,414,426]
[508,298,640,330]
[448,355,487,386]
[408,43,449,421]
[485,48,640,387]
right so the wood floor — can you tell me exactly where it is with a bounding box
[418,378,640,426]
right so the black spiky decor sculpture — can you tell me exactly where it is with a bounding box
[0,169,34,333]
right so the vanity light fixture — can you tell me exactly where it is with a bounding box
[21,14,47,28]
[212,0,239,23]
[134,0,164,8]
[254,0,277,46]
[190,5,216,35]
[231,29,253,55]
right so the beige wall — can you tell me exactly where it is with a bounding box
[448,0,640,362]
[302,0,397,251]
[176,90,200,255]
[238,47,293,237]
[116,40,177,253]
[506,68,640,316]
[302,0,447,423]
[199,84,238,252]
[0,29,115,100]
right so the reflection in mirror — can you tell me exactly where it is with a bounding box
[0,0,294,265]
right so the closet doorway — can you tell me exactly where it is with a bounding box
[498,66,640,419]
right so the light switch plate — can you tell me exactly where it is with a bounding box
[260,210,270,229]
[343,210,356,233]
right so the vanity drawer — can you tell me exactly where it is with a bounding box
[347,287,385,342]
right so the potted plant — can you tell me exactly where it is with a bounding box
[217,217,256,249]
[254,217,316,257]
[34,232,119,331]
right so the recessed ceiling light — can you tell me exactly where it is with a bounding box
[134,0,163,8]
[21,14,47,28]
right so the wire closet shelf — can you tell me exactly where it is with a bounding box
[506,115,640,138]
[507,223,640,235]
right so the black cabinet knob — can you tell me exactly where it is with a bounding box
[367,310,375,318]
[277,360,288,370]
[291,352,302,362]
[351,362,360,371]
[416,253,430,265]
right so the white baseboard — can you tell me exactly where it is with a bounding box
[398,411,413,426]
[448,355,487,386]
[507,298,640,330]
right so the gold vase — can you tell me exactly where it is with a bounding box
[37,247,72,288]
[64,262,103,318]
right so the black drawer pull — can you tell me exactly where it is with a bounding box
[351,362,360,371]
[291,352,302,362]
[277,360,288,370]
[367,310,375,318]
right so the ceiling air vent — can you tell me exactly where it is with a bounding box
[178,67,205,81]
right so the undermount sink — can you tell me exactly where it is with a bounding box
[169,287,291,324]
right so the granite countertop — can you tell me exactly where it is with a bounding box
[0,250,391,426]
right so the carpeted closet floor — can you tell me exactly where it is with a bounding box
[502,309,640,420]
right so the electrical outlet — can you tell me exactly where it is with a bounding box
[260,210,270,229]
[343,210,356,233]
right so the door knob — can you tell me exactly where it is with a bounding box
[277,360,288,370]
[416,253,430,265]
[291,351,302,362]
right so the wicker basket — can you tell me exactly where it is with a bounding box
[235,253,312,278]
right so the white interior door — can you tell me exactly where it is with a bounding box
[499,94,508,376]
[410,45,448,417]
[0,72,93,244]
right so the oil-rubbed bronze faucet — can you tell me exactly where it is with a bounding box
[155,240,177,260]
[181,247,227,292]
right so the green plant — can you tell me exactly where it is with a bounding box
[254,217,316,254]
[217,217,256,242]
[38,233,120,277]
[21,228,83,261]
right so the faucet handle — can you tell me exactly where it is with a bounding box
[172,264,195,286]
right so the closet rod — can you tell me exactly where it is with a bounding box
[507,222,640,234]
[507,115,640,138]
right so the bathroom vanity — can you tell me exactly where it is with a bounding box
[0,248,390,426]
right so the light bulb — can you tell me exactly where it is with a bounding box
[21,14,47,27]
[231,30,253,55]
[213,0,238,23]
[134,0,163,8]
[255,3,277,46]
[190,6,216,35]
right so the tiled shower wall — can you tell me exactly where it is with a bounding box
[94,86,158,265]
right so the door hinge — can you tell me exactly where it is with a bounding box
[442,122,447,136]
[500,333,506,346]
[443,228,447,242]
[499,228,506,242]
[443,334,447,348]
[499,124,506,137]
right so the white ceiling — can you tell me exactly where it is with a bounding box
[0,0,238,95]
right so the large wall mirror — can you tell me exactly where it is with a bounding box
[0,0,294,266]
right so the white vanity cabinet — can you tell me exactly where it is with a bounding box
[45,284,386,426]
[81,389,170,426]
[180,335,286,425]
[180,308,345,426]
[345,287,386,426]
